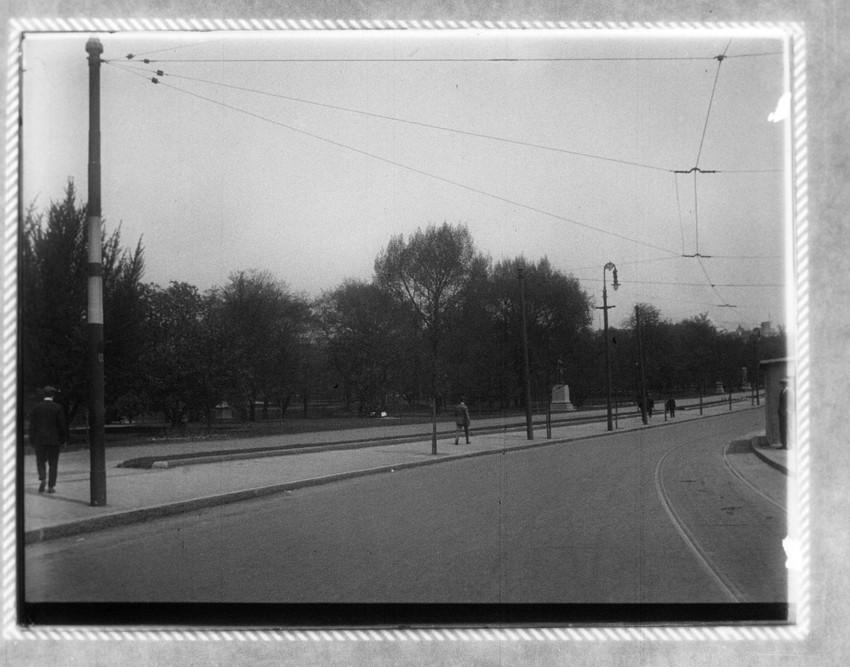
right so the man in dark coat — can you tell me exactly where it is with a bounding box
[28,385,66,493]
[454,398,471,445]
[778,379,792,449]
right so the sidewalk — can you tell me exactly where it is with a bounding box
[749,435,790,475]
[23,397,772,544]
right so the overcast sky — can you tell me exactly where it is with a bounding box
[22,28,790,332]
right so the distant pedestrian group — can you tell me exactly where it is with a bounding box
[28,385,67,494]
[454,398,471,445]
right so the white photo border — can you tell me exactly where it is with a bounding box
[2,17,809,643]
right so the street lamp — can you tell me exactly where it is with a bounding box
[597,262,619,431]
[518,266,534,440]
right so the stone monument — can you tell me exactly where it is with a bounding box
[550,383,575,412]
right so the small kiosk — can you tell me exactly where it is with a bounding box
[759,357,794,447]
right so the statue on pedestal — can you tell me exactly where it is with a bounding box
[550,359,575,412]
[550,384,576,412]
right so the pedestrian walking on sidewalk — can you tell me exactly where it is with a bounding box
[28,385,66,493]
[665,397,676,418]
[454,397,471,445]
[778,378,792,449]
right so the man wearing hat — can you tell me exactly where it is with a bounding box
[454,397,471,445]
[28,385,66,493]
[778,378,792,449]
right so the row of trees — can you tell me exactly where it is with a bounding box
[21,182,785,427]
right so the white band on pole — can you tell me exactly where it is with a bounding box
[87,276,103,324]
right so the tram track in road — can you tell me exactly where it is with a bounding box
[654,440,742,602]
[653,419,788,604]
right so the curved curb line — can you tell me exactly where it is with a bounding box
[723,441,786,513]
[749,436,789,476]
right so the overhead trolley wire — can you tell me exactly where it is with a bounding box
[610,286,729,312]
[678,39,746,311]
[580,277,781,288]
[107,62,673,173]
[121,37,230,61]
[695,42,732,169]
[690,40,732,258]
[107,51,780,302]
[674,174,686,255]
[124,50,783,64]
[108,60,781,179]
[570,256,683,272]
[696,254,742,313]
[108,63,681,257]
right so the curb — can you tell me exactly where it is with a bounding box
[133,414,619,469]
[749,435,789,475]
[142,404,751,468]
[25,406,764,544]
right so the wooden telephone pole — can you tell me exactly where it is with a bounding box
[86,37,106,505]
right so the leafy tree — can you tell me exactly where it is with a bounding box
[102,229,146,420]
[486,257,593,407]
[626,302,675,398]
[140,281,214,427]
[218,270,311,421]
[375,223,488,353]
[374,222,488,406]
[21,180,146,423]
[316,280,414,414]
[673,313,719,393]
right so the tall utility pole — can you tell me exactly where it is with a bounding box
[431,396,437,455]
[518,267,533,440]
[595,262,619,431]
[86,37,106,506]
[635,305,649,426]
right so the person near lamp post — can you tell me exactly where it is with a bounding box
[28,385,67,493]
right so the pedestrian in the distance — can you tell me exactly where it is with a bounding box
[454,397,471,445]
[665,397,676,418]
[28,385,66,493]
[778,378,792,449]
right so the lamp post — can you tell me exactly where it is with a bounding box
[597,262,620,431]
[518,266,534,440]
[752,329,761,406]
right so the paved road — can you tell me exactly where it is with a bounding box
[25,409,784,604]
